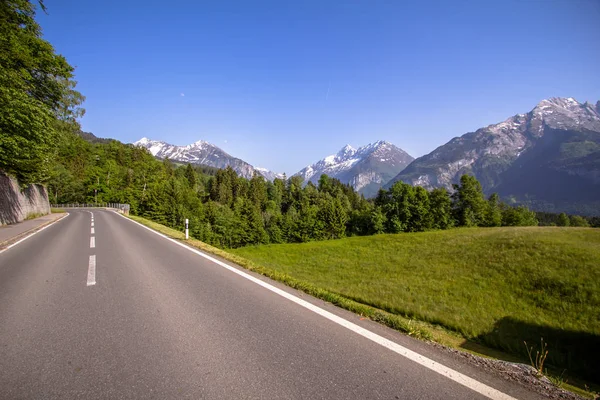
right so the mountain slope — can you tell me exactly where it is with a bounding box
[387,97,600,215]
[295,141,414,197]
[134,138,281,180]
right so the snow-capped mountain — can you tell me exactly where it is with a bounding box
[295,141,414,197]
[387,97,600,215]
[134,138,282,180]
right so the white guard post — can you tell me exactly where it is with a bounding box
[185,219,189,239]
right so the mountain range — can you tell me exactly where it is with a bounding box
[134,137,282,181]
[294,141,414,197]
[132,96,600,215]
[387,97,600,215]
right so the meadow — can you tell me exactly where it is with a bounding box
[232,227,600,382]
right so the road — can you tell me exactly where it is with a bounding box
[0,209,544,399]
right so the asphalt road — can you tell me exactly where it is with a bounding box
[0,209,546,399]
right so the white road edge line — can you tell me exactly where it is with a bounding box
[87,255,96,286]
[0,214,70,255]
[90,236,95,248]
[115,212,517,400]
[91,227,95,234]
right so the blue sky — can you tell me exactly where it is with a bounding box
[38,0,600,174]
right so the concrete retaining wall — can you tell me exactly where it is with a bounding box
[0,173,50,226]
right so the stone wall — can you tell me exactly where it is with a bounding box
[0,173,50,226]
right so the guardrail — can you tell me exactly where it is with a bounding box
[51,203,130,215]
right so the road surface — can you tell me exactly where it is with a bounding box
[0,209,544,399]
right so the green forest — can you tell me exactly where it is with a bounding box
[0,0,594,250]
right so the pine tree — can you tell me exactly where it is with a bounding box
[184,163,197,189]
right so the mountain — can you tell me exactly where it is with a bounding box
[134,138,282,180]
[386,97,600,215]
[295,141,414,197]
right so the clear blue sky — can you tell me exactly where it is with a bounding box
[38,0,600,174]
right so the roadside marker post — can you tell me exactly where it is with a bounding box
[185,219,189,240]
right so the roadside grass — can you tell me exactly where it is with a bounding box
[127,215,600,396]
[24,212,45,220]
[50,208,66,213]
[232,228,600,385]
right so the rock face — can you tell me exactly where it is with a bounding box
[0,172,50,225]
[295,141,414,198]
[387,97,600,215]
[134,138,281,180]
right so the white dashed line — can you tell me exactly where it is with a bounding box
[90,237,95,248]
[91,227,95,234]
[87,255,96,286]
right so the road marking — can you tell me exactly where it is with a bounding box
[0,214,69,255]
[91,227,95,234]
[91,222,94,227]
[116,212,517,400]
[87,255,96,286]
[90,237,95,248]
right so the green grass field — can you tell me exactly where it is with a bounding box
[232,227,600,383]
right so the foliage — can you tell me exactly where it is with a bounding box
[557,213,570,227]
[0,0,84,183]
[451,174,487,227]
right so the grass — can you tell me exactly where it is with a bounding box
[233,228,599,338]
[50,208,66,213]
[127,215,600,395]
[231,227,600,385]
[24,212,45,220]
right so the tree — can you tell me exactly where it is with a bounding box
[249,172,267,210]
[452,175,487,227]
[501,205,538,226]
[484,193,502,227]
[408,186,432,232]
[382,182,414,233]
[569,215,589,227]
[429,188,452,230]
[318,195,348,239]
[0,0,84,183]
[557,213,570,227]
[370,207,387,234]
[184,163,197,189]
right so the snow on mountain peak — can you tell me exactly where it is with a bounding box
[295,140,414,196]
[134,137,280,180]
[529,97,600,133]
[536,97,581,111]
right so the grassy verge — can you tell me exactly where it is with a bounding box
[50,208,66,213]
[24,212,45,220]
[128,215,600,397]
